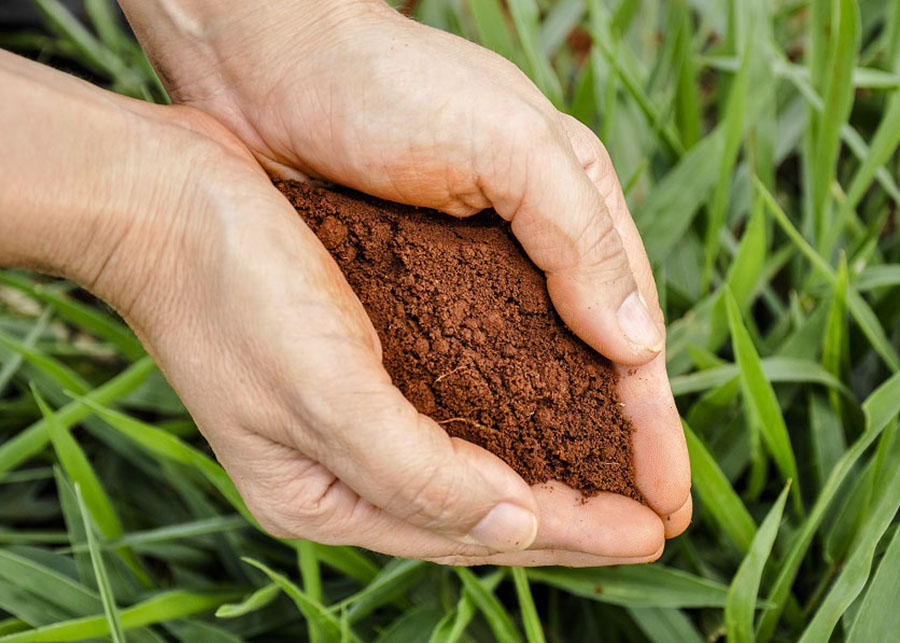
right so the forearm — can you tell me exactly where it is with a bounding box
[0,50,211,315]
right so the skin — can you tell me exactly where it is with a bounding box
[2,0,691,567]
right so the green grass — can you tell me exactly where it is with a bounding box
[1,0,900,640]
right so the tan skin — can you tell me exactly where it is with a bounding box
[2,0,690,567]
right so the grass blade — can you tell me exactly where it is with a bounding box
[32,385,149,587]
[684,420,756,551]
[756,369,900,641]
[215,583,280,619]
[342,558,425,623]
[755,179,900,371]
[703,10,752,289]
[0,357,155,479]
[0,331,89,395]
[0,307,52,397]
[725,289,801,513]
[511,567,544,643]
[429,570,504,643]
[811,0,860,241]
[0,590,238,642]
[464,0,521,65]
[799,440,900,642]
[846,524,900,642]
[242,556,350,642]
[526,566,730,608]
[725,483,790,642]
[506,0,563,106]
[74,483,125,643]
[0,272,143,359]
[456,568,521,643]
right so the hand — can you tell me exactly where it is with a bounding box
[117,0,693,562]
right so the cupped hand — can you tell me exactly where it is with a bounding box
[119,0,692,562]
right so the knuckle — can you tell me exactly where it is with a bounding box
[576,215,629,277]
[404,469,459,527]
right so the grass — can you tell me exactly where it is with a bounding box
[1,0,899,640]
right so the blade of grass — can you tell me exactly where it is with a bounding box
[429,570,504,643]
[297,541,323,643]
[855,264,900,291]
[671,355,852,398]
[511,567,544,643]
[725,197,768,309]
[455,568,521,643]
[703,10,752,290]
[826,91,900,255]
[0,307,52,397]
[0,331,90,395]
[526,565,730,608]
[242,556,351,643]
[799,440,900,642]
[756,369,900,641]
[0,549,100,616]
[464,0,521,65]
[755,179,900,371]
[342,559,425,623]
[83,0,127,54]
[538,0,583,58]
[61,515,249,554]
[0,357,155,480]
[725,289,802,514]
[215,583,280,618]
[74,483,125,643]
[811,0,860,243]
[672,0,702,149]
[822,255,849,418]
[586,0,684,157]
[627,606,704,643]
[809,393,847,491]
[725,483,790,642]
[0,272,143,359]
[32,385,149,587]
[684,420,756,551]
[0,590,239,642]
[506,0,563,106]
[846,523,900,642]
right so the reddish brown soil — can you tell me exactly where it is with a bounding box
[277,181,640,500]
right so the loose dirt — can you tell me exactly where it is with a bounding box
[277,181,641,500]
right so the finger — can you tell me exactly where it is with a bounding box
[527,482,664,558]
[560,114,661,322]
[284,346,540,553]
[562,116,691,516]
[616,356,691,515]
[217,430,663,564]
[428,546,664,568]
[663,493,693,539]
[475,110,664,365]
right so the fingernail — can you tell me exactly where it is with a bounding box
[617,292,664,352]
[467,503,538,552]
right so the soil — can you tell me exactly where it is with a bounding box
[276,181,641,501]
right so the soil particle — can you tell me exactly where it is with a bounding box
[277,181,641,500]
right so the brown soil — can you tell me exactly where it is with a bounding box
[277,181,640,501]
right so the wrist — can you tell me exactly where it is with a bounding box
[0,52,244,320]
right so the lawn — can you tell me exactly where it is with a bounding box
[1,0,900,641]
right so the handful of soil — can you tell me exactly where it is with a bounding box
[277,181,640,501]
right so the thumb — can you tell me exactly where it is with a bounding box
[481,114,663,365]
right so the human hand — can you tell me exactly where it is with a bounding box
[117,0,692,561]
[1,47,681,565]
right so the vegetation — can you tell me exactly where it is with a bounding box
[1,0,900,640]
